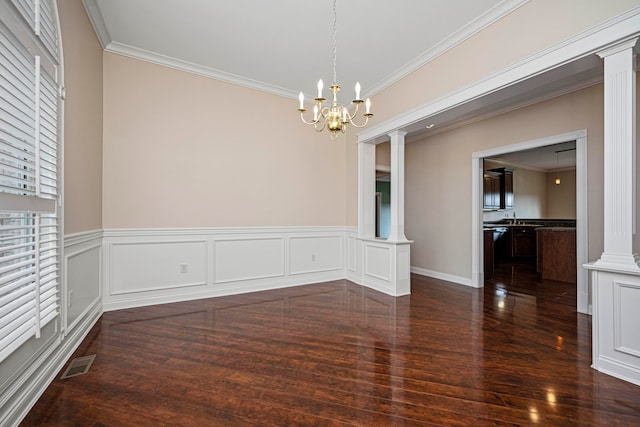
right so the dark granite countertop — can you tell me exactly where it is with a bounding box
[535,226,576,231]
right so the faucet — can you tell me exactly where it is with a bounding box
[512,212,516,225]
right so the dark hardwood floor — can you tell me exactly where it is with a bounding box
[22,262,640,426]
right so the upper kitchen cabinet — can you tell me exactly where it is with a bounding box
[483,168,513,210]
[483,170,501,210]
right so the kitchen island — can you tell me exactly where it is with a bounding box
[536,227,576,284]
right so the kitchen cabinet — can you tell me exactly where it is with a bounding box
[511,226,536,258]
[483,172,501,209]
[483,168,513,210]
[503,169,514,209]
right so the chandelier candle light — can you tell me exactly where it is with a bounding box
[297,0,373,140]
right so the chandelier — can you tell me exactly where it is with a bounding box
[297,0,372,140]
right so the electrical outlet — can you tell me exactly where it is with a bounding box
[311,254,316,262]
[180,263,188,273]
[68,290,73,307]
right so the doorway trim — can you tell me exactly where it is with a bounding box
[471,129,589,314]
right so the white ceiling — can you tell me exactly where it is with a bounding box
[82,0,527,100]
[486,141,577,171]
[82,0,607,170]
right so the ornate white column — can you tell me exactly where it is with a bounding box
[586,38,640,387]
[594,39,639,271]
[388,130,408,242]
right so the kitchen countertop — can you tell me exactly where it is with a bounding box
[535,226,576,231]
[507,224,541,227]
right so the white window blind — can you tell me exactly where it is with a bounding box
[10,0,59,60]
[0,0,61,364]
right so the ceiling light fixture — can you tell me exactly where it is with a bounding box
[297,0,372,140]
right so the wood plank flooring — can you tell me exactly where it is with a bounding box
[21,262,640,426]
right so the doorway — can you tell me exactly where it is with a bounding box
[471,130,589,314]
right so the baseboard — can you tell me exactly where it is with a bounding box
[411,266,472,287]
[103,271,345,311]
[595,355,640,387]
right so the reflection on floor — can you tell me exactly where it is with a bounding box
[21,270,640,426]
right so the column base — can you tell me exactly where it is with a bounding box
[592,253,640,273]
[358,237,412,297]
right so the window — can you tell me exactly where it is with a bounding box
[0,0,61,363]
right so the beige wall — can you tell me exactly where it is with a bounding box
[513,168,547,219]
[58,0,103,234]
[346,1,639,226]
[405,83,605,279]
[546,170,577,219]
[102,53,346,228]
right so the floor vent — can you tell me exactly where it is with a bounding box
[60,354,96,379]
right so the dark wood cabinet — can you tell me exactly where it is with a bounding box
[483,168,513,210]
[536,228,577,284]
[494,227,510,262]
[511,226,536,258]
[483,172,501,209]
[484,229,494,279]
[503,169,513,209]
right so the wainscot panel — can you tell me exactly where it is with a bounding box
[289,235,343,275]
[65,243,101,332]
[614,280,640,358]
[102,227,355,311]
[110,240,208,294]
[214,237,284,283]
[365,243,391,281]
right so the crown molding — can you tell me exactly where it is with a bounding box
[104,42,298,99]
[81,0,529,101]
[366,0,530,97]
[81,0,298,99]
[358,5,640,144]
[81,0,109,49]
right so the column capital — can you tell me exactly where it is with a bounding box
[597,37,638,59]
[387,130,408,139]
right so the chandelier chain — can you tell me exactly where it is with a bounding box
[332,0,337,84]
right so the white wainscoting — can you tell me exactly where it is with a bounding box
[345,233,361,285]
[289,235,343,276]
[614,281,640,357]
[214,237,284,283]
[64,231,103,333]
[110,239,209,294]
[102,227,354,311]
[353,238,411,296]
[589,268,640,386]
